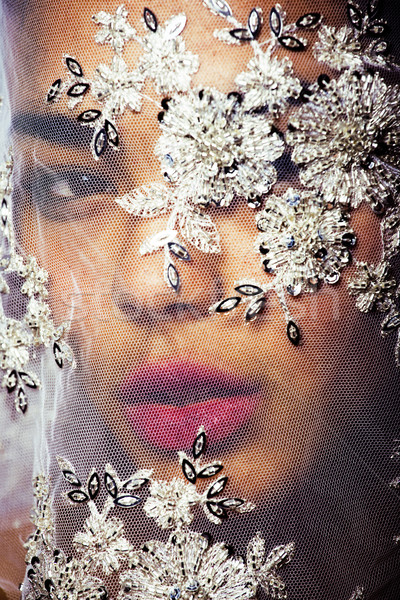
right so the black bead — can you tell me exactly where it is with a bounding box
[259,243,269,255]
[287,321,301,346]
[161,97,172,110]
[262,259,274,274]
[341,232,357,248]
[157,111,165,122]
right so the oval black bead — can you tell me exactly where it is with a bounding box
[287,321,301,346]
[382,313,400,333]
[245,298,266,322]
[161,97,172,110]
[157,111,165,122]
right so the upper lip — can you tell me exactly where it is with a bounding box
[118,359,261,407]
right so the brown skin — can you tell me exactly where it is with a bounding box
[2,0,385,591]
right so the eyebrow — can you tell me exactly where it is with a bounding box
[11,112,93,148]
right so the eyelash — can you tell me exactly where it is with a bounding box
[25,166,118,221]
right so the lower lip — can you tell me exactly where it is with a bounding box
[123,395,260,450]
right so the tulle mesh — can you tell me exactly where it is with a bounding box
[0,1,400,599]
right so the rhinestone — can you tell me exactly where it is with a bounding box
[287,284,302,296]
[325,271,340,284]
[169,587,181,600]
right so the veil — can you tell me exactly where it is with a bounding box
[0,1,399,599]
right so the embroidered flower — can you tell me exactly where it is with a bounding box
[25,476,54,562]
[235,47,301,115]
[92,56,144,116]
[286,71,400,211]
[120,530,256,600]
[0,319,32,371]
[314,25,390,72]
[348,261,397,313]
[73,506,133,575]
[246,534,295,600]
[92,4,137,55]
[255,188,356,295]
[25,550,107,600]
[138,13,199,94]
[143,477,200,530]
[314,26,363,71]
[156,88,284,207]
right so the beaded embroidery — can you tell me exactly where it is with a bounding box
[44,0,400,363]
[0,154,74,415]
[23,429,295,600]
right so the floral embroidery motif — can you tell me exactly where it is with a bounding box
[235,46,301,115]
[0,155,73,415]
[286,71,400,212]
[155,88,284,208]
[348,261,397,313]
[120,531,256,600]
[46,5,198,161]
[24,430,295,600]
[138,13,199,94]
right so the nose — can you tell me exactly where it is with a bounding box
[112,227,226,325]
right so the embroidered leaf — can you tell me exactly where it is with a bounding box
[219,497,245,509]
[206,501,228,520]
[234,283,264,297]
[114,494,142,508]
[19,371,39,389]
[47,79,63,103]
[62,470,81,487]
[92,128,107,159]
[371,39,388,55]
[16,387,28,414]
[53,342,64,368]
[207,476,228,498]
[78,109,102,124]
[5,369,18,393]
[210,297,241,314]
[269,6,283,37]
[287,321,301,346]
[65,56,83,77]
[168,242,190,261]
[104,120,119,148]
[198,463,224,478]
[104,471,118,498]
[165,263,180,292]
[87,470,101,500]
[193,428,207,459]
[182,458,197,484]
[123,469,153,491]
[248,8,263,38]
[144,7,158,32]
[179,209,221,253]
[367,20,387,36]
[347,3,363,30]
[381,311,400,335]
[116,185,172,218]
[245,298,266,322]
[67,490,90,503]
[140,229,178,255]
[247,533,266,572]
[204,0,233,19]
[67,83,89,98]
[296,13,322,29]
[164,13,187,40]
[229,28,253,42]
[278,35,306,51]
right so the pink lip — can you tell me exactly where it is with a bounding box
[118,360,261,450]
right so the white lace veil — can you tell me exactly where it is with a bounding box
[0,1,399,599]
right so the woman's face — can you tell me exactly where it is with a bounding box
[7,0,383,498]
